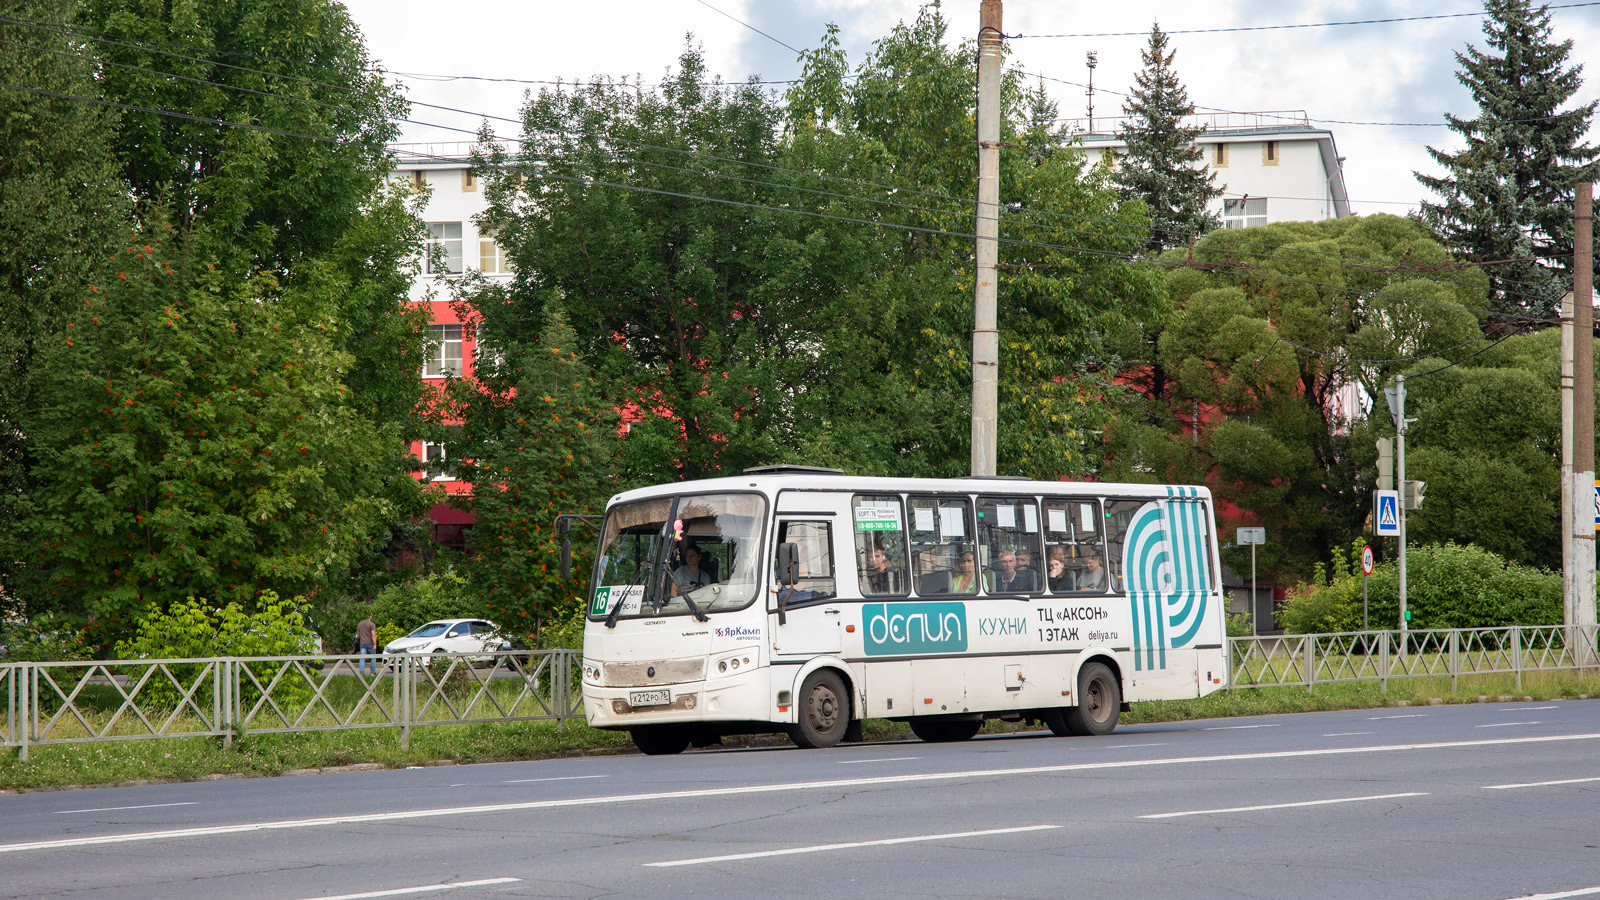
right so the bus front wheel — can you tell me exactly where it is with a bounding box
[632,726,689,756]
[788,670,850,749]
[1061,662,1121,736]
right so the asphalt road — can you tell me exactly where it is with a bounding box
[3,700,1599,900]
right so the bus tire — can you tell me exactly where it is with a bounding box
[1062,662,1121,736]
[909,717,982,743]
[1040,708,1072,737]
[632,726,689,756]
[788,669,850,749]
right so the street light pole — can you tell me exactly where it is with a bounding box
[970,0,1002,477]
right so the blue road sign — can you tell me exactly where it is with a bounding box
[1594,481,1599,531]
[1374,490,1400,537]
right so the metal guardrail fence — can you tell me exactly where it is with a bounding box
[1228,625,1600,693]
[2,628,1596,760]
[0,649,582,761]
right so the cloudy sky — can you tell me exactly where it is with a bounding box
[341,0,1600,218]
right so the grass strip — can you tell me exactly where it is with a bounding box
[4,670,1598,792]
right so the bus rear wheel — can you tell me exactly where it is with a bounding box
[788,669,850,749]
[632,725,689,756]
[1061,662,1121,736]
[909,717,982,743]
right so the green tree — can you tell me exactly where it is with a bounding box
[446,292,619,639]
[1415,0,1599,320]
[19,231,417,628]
[1113,23,1221,252]
[0,0,132,609]
[1104,215,1488,579]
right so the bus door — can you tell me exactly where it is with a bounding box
[1165,496,1222,687]
[770,515,842,657]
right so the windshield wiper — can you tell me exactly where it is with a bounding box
[603,557,655,629]
[666,566,711,623]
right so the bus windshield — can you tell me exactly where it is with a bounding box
[590,493,767,620]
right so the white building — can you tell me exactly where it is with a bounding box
[388,142,513,549]
[1068,111,1352,229]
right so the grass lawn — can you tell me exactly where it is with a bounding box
[4,668,1597,792]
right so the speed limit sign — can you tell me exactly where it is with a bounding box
[1361,544,1375,576]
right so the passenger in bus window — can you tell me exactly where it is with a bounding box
[1046,545,1074,592]
[866,546,901,594]
[1075,548,1107,592]
[950,549,979,593]
[670,543,714,595]
[1015,546,1040,588]
[987,549,1036,592]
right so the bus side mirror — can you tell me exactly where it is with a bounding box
[776,542,800,587]
[559,518,572,580]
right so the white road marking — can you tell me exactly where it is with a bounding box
[1369,714,1428,719]
[1477,722,1540,728]
[837,757,920,765]
[1200,724,1281,730]
[291,878,521,900]
[644,825,1060,867]
[1502,885,1600,899]
[1140,792,1428,819]
[7,731,1600,854]
[56,802,198,815]
[1506,706,1559,712]
[1323,732,1374,737]
[1486,776,1600,790]
[1103,743,1167,749]
[504,775,610,784]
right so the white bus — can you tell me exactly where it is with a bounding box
[578,466,1228,755]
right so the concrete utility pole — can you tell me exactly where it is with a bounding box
[1561,289,1574,636]
[1395,375,1408,637]
[1574,182,1597,667]
[971,0,1003,478]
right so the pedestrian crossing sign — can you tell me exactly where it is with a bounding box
[1374,490,1400,536]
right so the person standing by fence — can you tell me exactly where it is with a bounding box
[356,615,377,675]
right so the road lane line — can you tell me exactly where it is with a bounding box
[837,757,920,765]
[645,825,1060,867]
[1369,714,1428,719]
[56,802,198,815]
[1477,722,1540,728]
[292,878,521,900]
[7,731,1600,855]
[1103,743,1167,749]
[1486,776,1600,790]
[1506,706,1559,712]
[1200,724,1281,730]
[1502,885,1600,899]
[504,775,610,784]
[1140,792,1428,819]
[1323,732,1374,737]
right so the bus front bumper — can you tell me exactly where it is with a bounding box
[584,667,770,730]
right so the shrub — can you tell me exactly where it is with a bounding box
[367,571,477,639]
[114,593,319,709]
[1279,541,1561,634]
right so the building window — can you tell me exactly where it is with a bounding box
[421,427,463,481]
[1212,143,1228,167]
[1224,198,1267,229]
[425,323,463,377]
[425,222,462,275]
[479,237,512,274]
[1262,141,1279,165]
[461,169,478,192]
[474,336,505,377]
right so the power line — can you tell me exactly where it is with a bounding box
[1013,3,1600,39]
[691,0,803,56]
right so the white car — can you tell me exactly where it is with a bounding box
[383,618,505,665]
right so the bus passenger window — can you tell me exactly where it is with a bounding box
[1103,499,1147,593]
[853,494,909,597]
[907,497,974,595]
[977,496,1042,593]
[1044,499,1107,594]
[777,520,836,604]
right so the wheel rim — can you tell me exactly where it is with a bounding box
[1085,674,1112,725]
[807,682,841,734]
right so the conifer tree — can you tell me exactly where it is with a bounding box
[1416,0,1599,320]
[1114,23,1221,252]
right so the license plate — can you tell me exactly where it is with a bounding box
[629,689,670,707]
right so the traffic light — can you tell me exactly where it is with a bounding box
[1404,479,1426,510]
[1375,438,1394,491]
